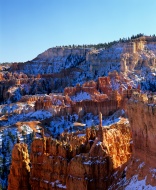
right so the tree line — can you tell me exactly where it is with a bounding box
[56,33,156,50]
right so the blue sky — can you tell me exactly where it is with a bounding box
[0,0,156,62]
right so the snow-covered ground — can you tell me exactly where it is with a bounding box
[0,110,52,127]
[45,110,126,138]
[0,102,35,116]
[21,124,33,135]
[125,175,156,190]
[70,92,91,102]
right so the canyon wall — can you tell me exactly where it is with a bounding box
[107,93,156,189]
[1,37,156,104]
[127,94,156,166]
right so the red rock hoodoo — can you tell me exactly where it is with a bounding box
[8,143,31,190]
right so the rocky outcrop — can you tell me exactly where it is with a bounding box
[29,134,93,189]
[117,93,156,188]
[7,112,131,190]
[1,36,156,104]
[10,48,90,75]
[127,93,156,166]
[73,99,122,116]
[8,143,31,190]
[12,73,135,118]
[125,157,156,188]
[8,92,156,189]
[66,154,110,190]
[7,115,131,190]
[123,40,145,54]
[87,45,123,75]
[66,117,131,190]
[120,38,156,73]
[30,138,68,189]
[7,37,156,78]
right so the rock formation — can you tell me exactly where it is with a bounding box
[8,143,31,190]
[1,36,156,104]
[8,116,131,190]
[67,117,131,190]
[2,36,156,189]
[112,93,156,189]
[127,93,156,166]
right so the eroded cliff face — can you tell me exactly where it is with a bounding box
[127,94,156,166]
[8,37,156,78]
[8,117,132,190]
[67,118,131,190]
[10,48,90,75]
[8,143,31,190]
[115,93,156,189]
[30,138,69,190]
[29,127,97,190]
[1,37,156,104]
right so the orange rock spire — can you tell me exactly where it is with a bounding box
[98,112,104,142]
[8,143,31,190]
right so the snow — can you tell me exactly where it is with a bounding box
[0,110,52,127]
[146,44,156,52]
[0,102,35,116]
[150,169,156,178]
[77,133,85,137]
[19,48,88,75]
[151,169,156,173]
[83,160,92,165]
[83,157,105,165]
[28,110,52,120]
[7,86,21,102]
[103,117,121,126]
[70,92,91,102]
[44,110,126,138]
[21,124,33,134]
[138,162,145,169]
[125,175,156,190]
[57,184,66,189]
[96,141,102,146]
[48,113,97,137]
[49,179,66,189]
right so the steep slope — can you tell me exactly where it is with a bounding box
[109,93,156,189]
[127,93,156,165]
